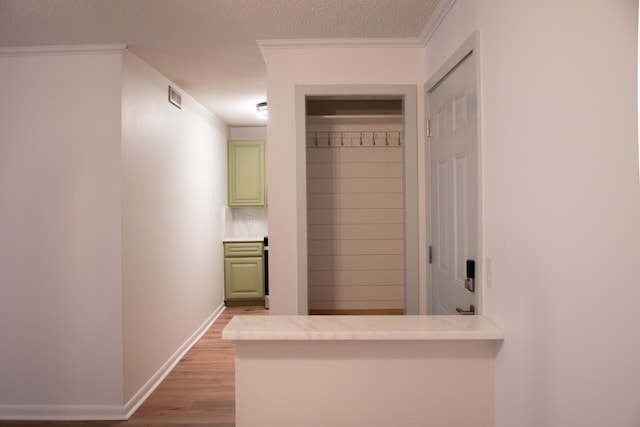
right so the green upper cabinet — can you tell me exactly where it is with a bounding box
[228,140,266,207]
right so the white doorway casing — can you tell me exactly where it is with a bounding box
[296,85,419,314]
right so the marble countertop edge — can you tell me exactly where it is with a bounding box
[222,315,505,341]
[223,236,265,242]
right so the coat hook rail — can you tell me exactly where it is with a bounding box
[306,131,402,148]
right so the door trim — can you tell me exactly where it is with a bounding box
[425,31,483,314]
[295,84,419,315]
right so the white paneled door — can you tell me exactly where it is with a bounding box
[428,47,478,315]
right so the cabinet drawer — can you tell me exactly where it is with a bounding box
[224,241,263,257]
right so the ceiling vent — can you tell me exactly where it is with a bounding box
[168,85,182,109]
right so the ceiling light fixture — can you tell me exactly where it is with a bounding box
[256,101,268,118]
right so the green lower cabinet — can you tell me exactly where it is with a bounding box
[224,242,264,306]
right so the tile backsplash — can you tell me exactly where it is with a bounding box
[223,207,268,239]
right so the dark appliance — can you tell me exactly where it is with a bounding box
[263,236,269,309]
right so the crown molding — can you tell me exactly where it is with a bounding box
[419,0,458,46]
[257,38,423,61]
[0,44,127,57]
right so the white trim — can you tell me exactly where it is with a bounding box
[124,302,227,418]
[294,84,420,315]
[257,0,457,58]
[425,31,477,92]
[257,38,422,60]
[418,0,458,46]
[0,44,127,57]
[0,303,227,421]
[0,404,126,421]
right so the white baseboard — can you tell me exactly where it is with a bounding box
[0,303,227,421]
[0,404,126,421]
[124,302,226,418]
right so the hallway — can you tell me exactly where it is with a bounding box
[1,306,268,427]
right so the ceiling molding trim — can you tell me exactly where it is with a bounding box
[0,44,127,58]
[257,38,423,60]
[418,0,458,46]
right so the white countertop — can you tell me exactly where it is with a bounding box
[222,315,504,341]
[223,237,264,242]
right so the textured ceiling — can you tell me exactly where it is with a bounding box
[0,0,439,126]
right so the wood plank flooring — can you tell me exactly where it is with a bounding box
[0,306,268,427]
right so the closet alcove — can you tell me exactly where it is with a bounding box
[305,97,405,315]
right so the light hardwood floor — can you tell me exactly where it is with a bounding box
[0,306,268,427]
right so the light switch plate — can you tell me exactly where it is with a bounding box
[486,258,493,288]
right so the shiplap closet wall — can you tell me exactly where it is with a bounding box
[306,99,404,313]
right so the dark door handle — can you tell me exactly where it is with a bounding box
[456,304,475,315]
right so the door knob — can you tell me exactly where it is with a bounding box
[456,304,475,315]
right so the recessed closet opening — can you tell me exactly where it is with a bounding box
[300,88,418,316]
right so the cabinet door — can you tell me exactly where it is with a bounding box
[228,140,265,207]
[224,256,265,300]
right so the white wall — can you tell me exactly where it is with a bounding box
[0,47,229,419]
[235,339,496,427]
[263,45,426,314]
[121,51,228,402]
[426,0,640,425]
[0,49,124,415]
[229,126,267,140]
